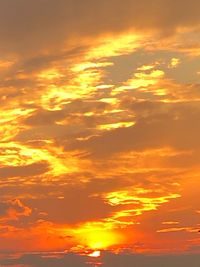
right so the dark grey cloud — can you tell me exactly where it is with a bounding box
[0,253,88,267]
[1,252,200,267]
[0,162,49,179]
[67,102,200,158]
[23,100,108,126]
[0,0,200,55]
[15,124,89,142]
[25,195,114,224]
[102,252,200,267]
[23,179,125,224]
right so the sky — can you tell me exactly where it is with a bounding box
[0,0,200,266]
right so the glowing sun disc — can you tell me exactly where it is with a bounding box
[88,250,101,258]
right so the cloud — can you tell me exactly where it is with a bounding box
[0,253,88,267]
[0,199,31,223]
[67,101,200,159]
[0,162,49,179]
[102,252,200,267]
[24,193,115,225]
[0,0,200,256]
[0,0,200,55]
[1,252,200,267]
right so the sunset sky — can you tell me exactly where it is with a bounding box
[0,0,200,266]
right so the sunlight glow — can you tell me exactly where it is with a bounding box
[75,223,122,250]
[88,250,101,258]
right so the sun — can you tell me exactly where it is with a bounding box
[88,250,101,258]
[75,223,122,250]
[86,230,119,250]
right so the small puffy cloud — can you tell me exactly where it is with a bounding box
[0,199,32,222]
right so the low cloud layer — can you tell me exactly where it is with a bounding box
[1,252,200,267]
